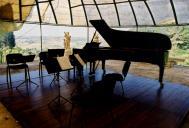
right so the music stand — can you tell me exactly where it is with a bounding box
[16,55,39,94]
[44,56,72,109]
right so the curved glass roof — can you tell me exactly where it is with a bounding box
[0,0,189,27]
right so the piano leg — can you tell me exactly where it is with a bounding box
[102,60,106,75]
[159,65,165,88]
[89,61,96,75]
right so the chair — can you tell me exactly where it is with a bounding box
[6,53,30,88]
[70,74,117,128]
[39,51,48,77]
[108,61,131,95]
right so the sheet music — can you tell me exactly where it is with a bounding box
[57,56,73,70]
[74,54,86,66]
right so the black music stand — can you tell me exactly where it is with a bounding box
[16,55,39,93]
[48,49,65,57]
[44,56,72,109]
[47,49,70,86]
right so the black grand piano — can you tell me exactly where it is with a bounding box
[73,19,172,87]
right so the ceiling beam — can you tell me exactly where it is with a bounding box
[93,0,102,20]
[68,0,73,25]
[144,1,156,25]
[81,0,89,26]
[128,0,138,28]
[48,0,58,24]
[170,0,178,25]
[113,0,121,26]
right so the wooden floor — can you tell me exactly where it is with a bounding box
[1,68,189,128]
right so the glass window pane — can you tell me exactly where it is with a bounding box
[117,3,136,26]
[115,0,128,2]
[98,4,119,26]
[95,0,113,4]
[52,0,71,25]
[26,6,40,22]
[70,0,82,7]
[39,3,53,23]
[85,5,101,26]
[72,6,86,26]
[147,0,175,25]
[132,2,154,25]
[83,0,94,4]
[173,0,189,24]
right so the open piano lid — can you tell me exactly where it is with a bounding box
[90,19,172,50]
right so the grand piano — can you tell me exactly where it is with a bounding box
[73,19,172,87]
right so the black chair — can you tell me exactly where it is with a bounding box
[70,74,117,128]
[39,51,48,77]
[6,53,30,88]
[108,61,131,95]
[6,53,38,92]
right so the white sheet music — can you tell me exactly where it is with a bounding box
[57,56,73,70]
[74,54,86,66]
